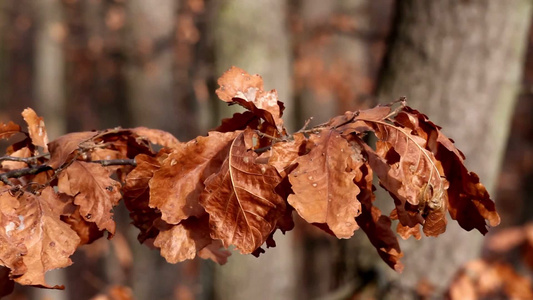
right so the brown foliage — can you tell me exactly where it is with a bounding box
[0,67,499,292]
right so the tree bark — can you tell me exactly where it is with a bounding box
[125,0,178,134]
[373,1,532,298]
[210,1,296,300]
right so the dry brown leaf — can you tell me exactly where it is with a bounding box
[48,131,99,169]
[288,129,361,238]
[268,133,307,176]
[58,161,122,235]
[123,154,161,243]
[216,66,285,133]
[21,108,49,152]
[90,285,134,300]
[448,260,533,300]
[354,162,404,272]
[356,111,449,237]
[130,127,180,148]
[395,107,499,234]
[197,240,231,265]
[149,131,239,225]
[200,129,286,254]
[213,111,260,133]
[0,190,80,288]
[61,206,104,246]
[154,215,212,264]
[0,190,27,277]
[1,147,31,170]
[0,121,22,140]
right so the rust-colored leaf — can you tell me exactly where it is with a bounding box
[268,133,307,176]
[394,107,499,234]
[21,108,49,152]
[0,121,21,140]
[154,216,212,264]
[213,111,260,133]
[58,161,122,235]
[48,131,99,169]
[62,207,104,246]
[216,66,285,133]
[0,190,80,288]
[199,129,286,254]
[1,147,31,170]
[130,127,180,148]
[354,162,404,272]
[197,240,231,265]
[358,114,449,237]
[123,154,161,243]
[288,129,361,238]
[149,131,239,225]
[448,260,533,300]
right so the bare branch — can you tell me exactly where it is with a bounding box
[88,159,137,167]
[0,165,52,186]
[0,153,49,165]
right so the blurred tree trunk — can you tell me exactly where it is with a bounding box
[125,0,179,135]
[33,1,68,299]
[1,0,35,123]
[369,1,533,298]
[209,1,296,300]
[34,0,66,142]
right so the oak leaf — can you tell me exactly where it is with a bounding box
[213,111,260,133]
[0,121,21,140]
[394,107,499,234]
[0,190,80,288]
[154,215,212,264]
[268,133,307,176]
[130,127,180,148]
[1,147,31,170]
[216,66,285,133]
[200,129,286,254]
[353,162,404,272]
[58,161,122,235]
[123,154,162,243]
[288,129,361,238]
[48,131,99,169]
[197,240,231,265]
[21,108,49,152]
[354,111,448,237]
[149,131,239,224]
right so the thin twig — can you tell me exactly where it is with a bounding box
[296,117,313,133]
[0,153,49,164]
[88,159,137,167]
[0,165,52,186]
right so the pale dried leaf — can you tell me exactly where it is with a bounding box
[48,131,99,168]
[288,130,361,238]
[21,108,49,152]
[130,127,180,148]
[0,121,21,140]
[58,161,122,235]
[0,190,80,288]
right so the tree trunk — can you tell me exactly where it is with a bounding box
[33,1,68,299]
[373,1,532,298]
[125,0,179,134]
[210,1,296,300]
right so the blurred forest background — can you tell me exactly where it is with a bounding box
[1,0,533,299]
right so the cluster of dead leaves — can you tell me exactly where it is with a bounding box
[0,67,499,292]
[445,224,533,300]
